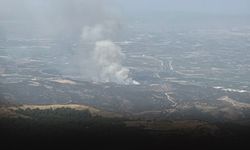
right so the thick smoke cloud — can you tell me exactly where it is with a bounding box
[93,40,130,84]
[80,24,138,85]
[0,0,137,84]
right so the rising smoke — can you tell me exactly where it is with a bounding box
[80,24,138,85]
[93,40,130,84]
[0,0,138,85]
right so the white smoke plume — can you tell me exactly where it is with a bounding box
[93,40,130,84]
[80,24,139,85]
[0,0,138,85]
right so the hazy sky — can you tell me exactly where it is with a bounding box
[0,0,249,21]
[1,0,250,20]
[117,0,250,15]
[0,0,249,38]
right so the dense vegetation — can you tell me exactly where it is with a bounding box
[0,108,153,144]
[1,107,250,147]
